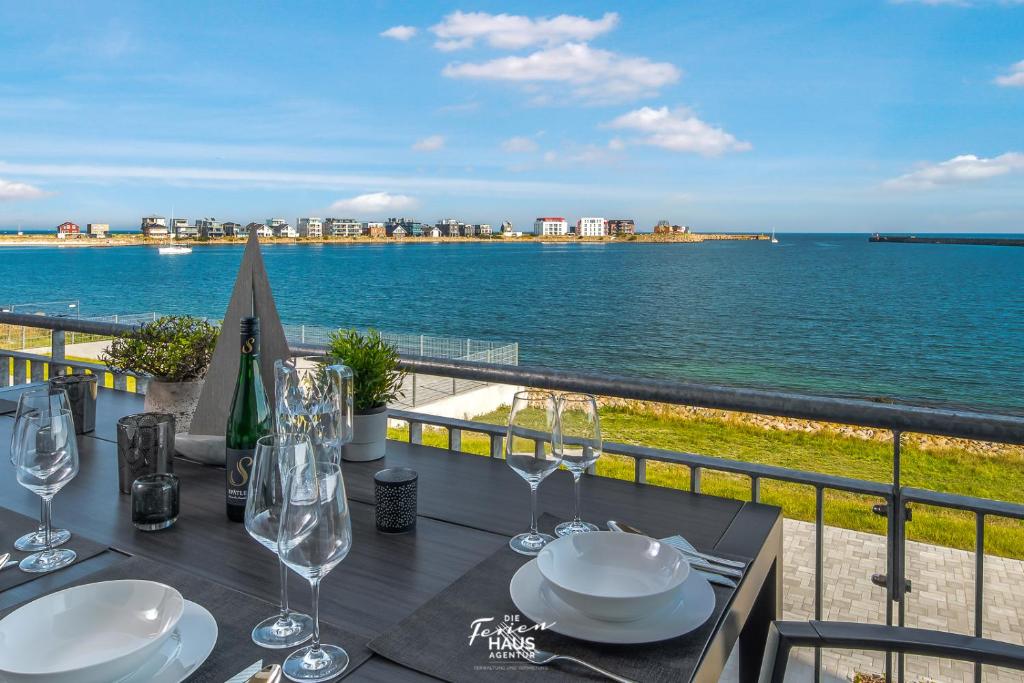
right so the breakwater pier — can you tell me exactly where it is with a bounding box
[869,234,1024,247]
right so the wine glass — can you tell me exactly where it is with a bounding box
[275,357,354,466]
[244,434,316,649]
[11,387,73,551]
[554,393,602,537]
[505,390,563,555]
[13,408,79,573]
[278,460,353,681]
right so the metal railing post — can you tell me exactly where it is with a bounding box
[893,430,906,683]
[975,513,985,683]
[51,329,66,376]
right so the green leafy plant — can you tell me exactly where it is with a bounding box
[327,328,406,412]
[102,315,219,382]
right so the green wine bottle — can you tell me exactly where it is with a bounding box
[225,316,271,522]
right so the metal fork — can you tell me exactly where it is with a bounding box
[520,648,638,683]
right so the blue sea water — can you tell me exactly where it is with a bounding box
[2,235,1022,412]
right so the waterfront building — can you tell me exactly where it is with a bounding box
[177,224,200,239]
[195,218,224,239]
[170,218,189,233]
[425,225,442,238]
[222,221,240,237]
[365,222,385,238]
[86,223,109,238]
[140,215,169,238]
[391,226,407,238]
[501,220,514,235]
[436,218,464,237]
[56,221,80,238]
[297,217,323,238]
[576,217,608,237]
[653,220,689,234]
[245,222,274,238]
[533,217,569,236]
[386,217,422,237]
[607,219,636,236]
[274,222,298,238]
[324,218,361,237]
[471,223,493,236]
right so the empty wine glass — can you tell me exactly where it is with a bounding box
[554,393,602,537]
[244,434,316,649]
[13,408,79,573]
[505,390,563,555]
[11,387,73,551]
[275,357,354,466]
[278,460,353,681]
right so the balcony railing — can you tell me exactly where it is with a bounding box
[3,310,1024,683]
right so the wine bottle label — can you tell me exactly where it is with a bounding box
[225,447,254,506]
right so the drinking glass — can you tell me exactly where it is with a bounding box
[275,357,354,466]
[13,408,79,573]
[11,387,73,551]
[245,434,315,649]
[505,390,563,555]
[554,393,602,537]
[278,460,353,681]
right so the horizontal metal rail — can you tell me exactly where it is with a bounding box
[5,312,1024,445]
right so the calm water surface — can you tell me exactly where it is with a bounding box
[2,235,1022,411]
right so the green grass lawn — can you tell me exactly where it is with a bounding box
[390,404,1024,558]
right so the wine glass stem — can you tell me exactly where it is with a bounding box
[42,497,53,551]
[529,483,539,535]
[309,578,322,654]
[572,472,582,523]
[278,556,291,620]
[37,497,46,534]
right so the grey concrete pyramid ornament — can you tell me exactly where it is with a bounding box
[178,230,290,462]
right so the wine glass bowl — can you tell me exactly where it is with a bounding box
[277,460,353,681]
[275,357,354,466]
[244,433,315,649]
[554,393,602,537]
[12,407,79,573]
[505,390,562,555]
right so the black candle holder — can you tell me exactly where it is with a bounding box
[117,413,175,494]
[48,374,97,434]
[132,473,180,531]
[374,467,418,533]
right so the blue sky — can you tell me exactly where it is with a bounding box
[0,1,1021,232]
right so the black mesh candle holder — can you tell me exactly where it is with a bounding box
[48,374,97,434]
[374,467,418,533]
[117,413,175,494]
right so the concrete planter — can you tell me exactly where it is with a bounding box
[343,405,388,462]
[143,379,204,435]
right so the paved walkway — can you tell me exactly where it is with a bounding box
[780,520,1024,682]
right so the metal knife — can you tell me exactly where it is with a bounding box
[225,660,262,683]
[608,520,747,569]
[247,664,282,683]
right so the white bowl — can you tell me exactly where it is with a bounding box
[0,580,185,683]
[537,532,690,622]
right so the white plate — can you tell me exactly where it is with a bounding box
[510,559,715,644]
[117,601,218,683]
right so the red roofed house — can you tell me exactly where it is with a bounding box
[56,222,80,238]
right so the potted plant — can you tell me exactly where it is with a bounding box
[102,316,219,433]
[327,328,405,461]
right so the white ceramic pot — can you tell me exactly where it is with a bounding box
[143,379,204,434]
[343,405,388,461]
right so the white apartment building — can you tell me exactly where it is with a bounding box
[140,215,169,238]
[576,217,607,237]
[533,217,569,236]
[324,218,362,237]
[87,223,109,237]
[297,217,323,238]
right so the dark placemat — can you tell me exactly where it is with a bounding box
[368,515,743,682]
[0,507,109,592]
[0,398,17,415]
[0,554,373,682]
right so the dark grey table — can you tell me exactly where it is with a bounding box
[0,388,782,682]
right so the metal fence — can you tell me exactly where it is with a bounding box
[2,311,1024,682]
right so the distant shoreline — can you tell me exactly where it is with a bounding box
[0,233,769,248]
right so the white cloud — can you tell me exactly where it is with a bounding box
[0,178,48,201]
[380,25,418,41]
[501,136,539,153]
[606,106,752,156]
[443,43,680,103]
[430,11,618,51]
[995,60,1024,87]
[329,192,417,214]
[607,137,626,152]
[412,135,445,152]
[885,153,1024,189]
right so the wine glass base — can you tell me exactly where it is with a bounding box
[252,612,315,649]
[509,531,555,556]
[283,644,349,682]
[555,520,600,537]
[20,548,76,573]
[14,527,71,551]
